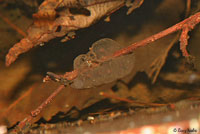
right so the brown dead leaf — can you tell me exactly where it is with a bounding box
[6,0,144,66]
[1,0,199,130]
[0,81,114,127]
[0,3,32,61]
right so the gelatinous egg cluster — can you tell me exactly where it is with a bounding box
[71,38,135,89]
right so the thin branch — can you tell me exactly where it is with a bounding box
[13,12,200,132]
[46,12,200,82]
[185,0,191,17]
[14,85,65,132]
[0,13,27,37]
[111,12,200,59]
[99,92,166,107]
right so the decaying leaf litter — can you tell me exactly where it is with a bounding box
[5,0,144,66]
[0,0,200,133]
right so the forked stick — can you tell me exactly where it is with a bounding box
[15,85,65,132]
[111,12,200,58]
[14,12,200,132]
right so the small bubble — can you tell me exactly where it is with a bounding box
[39,43,44,46]
[87,116,94,121]
[0,125,7,134]
[188,73,197,83]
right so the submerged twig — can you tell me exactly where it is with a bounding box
[111,12,200,59]
[13,12,200,132]
[99,92,166,107]
[0,13,27,37]
[47,12,200,83]
[14,85,65,133]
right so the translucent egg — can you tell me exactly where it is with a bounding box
[71,38,135,89]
